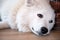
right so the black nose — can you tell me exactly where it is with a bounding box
[41,27,48,34]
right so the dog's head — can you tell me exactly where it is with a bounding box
[29,7,55,35]
[25,0,55,35]
[29,8,55,36]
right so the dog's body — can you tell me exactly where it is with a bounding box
[0,0,55,35]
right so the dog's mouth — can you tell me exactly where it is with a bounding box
[32,31,49,36]
[31,27,49,36]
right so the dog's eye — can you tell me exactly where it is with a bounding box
[49,20,53,23]
[37,14,43,18]
[32,27,34,30]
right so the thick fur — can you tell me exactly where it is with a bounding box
[0,0,55,35]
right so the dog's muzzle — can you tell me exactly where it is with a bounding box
[32,27,48,35]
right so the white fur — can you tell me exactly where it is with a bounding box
[0,0,55,35]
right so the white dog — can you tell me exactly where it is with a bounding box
[0,0,55,35]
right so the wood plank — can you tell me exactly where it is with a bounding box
[0,29,60,40]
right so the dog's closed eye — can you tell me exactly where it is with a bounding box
[37,14,43,18]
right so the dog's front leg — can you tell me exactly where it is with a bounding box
[16,15,31,32]
[17,21,31,32]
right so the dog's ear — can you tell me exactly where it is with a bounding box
[26,0,35,7]
[26,0,49,7]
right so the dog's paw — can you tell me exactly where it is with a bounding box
[10,25,17,30]
[18,27,31,32]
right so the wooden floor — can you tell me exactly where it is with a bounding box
[0,29,60,40]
